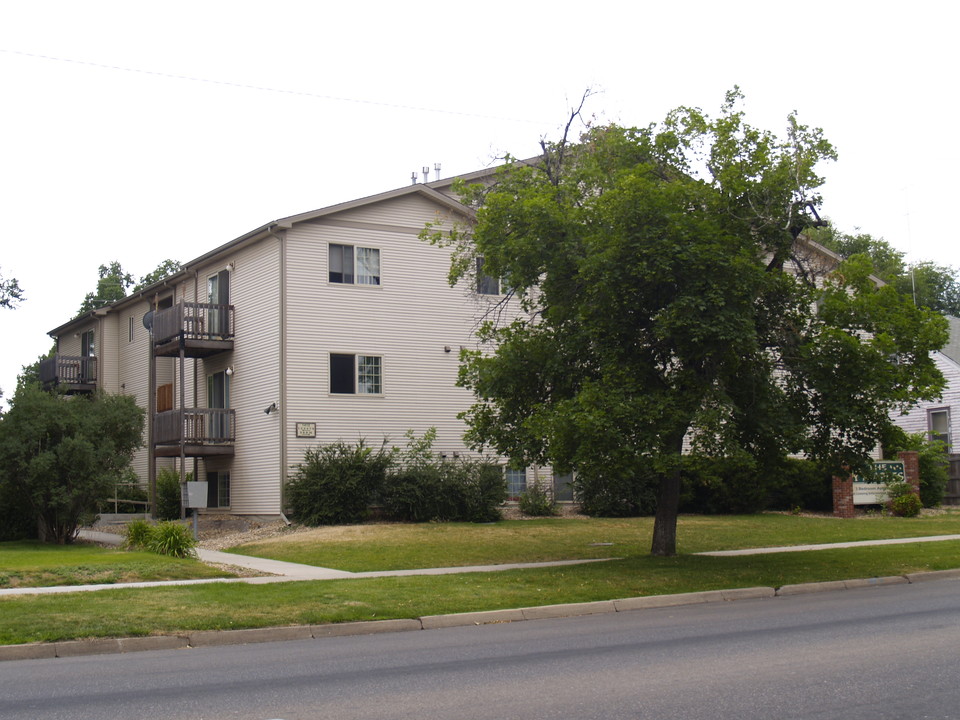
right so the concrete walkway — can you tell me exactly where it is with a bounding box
[3,530,959,598]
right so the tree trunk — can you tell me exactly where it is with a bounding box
[650,431,687,557]
[650,466,681,556]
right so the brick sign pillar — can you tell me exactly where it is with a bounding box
[898,451,921,497]
[832,474,855,518]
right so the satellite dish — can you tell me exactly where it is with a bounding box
[142,310,155,331]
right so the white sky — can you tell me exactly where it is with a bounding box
[1,0,957,401]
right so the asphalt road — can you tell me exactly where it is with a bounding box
[2,580,959,720]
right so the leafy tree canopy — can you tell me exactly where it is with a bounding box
[0,267,24,309]
[811,225,960,316]
[75,261,134,317]
[0,383,144,543]
[428,89,948,556]
[134,258,183,292]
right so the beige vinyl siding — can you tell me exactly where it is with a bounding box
[117,300,153,482]
[193,240,282,513]
[890,352,960,452]
[284,195,493,471]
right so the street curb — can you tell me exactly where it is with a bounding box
[4,569,960,662]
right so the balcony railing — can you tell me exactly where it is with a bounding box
[153,301,234,344]
[39,355,97,391]
[153,408,236,456]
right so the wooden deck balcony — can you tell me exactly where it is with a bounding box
[153,408,236,457]
[39,355,98,393]
[153,301,234,358]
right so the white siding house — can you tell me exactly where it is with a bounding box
[44,165,532,516]
[889,316,960,504]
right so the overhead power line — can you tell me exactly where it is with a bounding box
[1,48,542,125]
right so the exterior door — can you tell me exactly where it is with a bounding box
[80,329,95,382]
[207,371,230,441]
[207,270,230,337]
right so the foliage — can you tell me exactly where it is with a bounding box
[99,469,148,514]
[575,467,658,517]
[812,226,960,316]
[156,467,189,521]
[0,476,35,541]
[884,481,923,517]
[134,259,183,292]
[286,440,394,525]
[146,521,197,558]
[0,384,144,543]
[517,483,559,517]
[75,261,134,317]
[426,89,947,555]
[380,429,506,522]
[123,519,154,549]
[764,458,833,512]
[0,267,24,309]
[678,455,766,515]
[881,426,950,507]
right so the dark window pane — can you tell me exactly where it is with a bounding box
[330,353,356,394]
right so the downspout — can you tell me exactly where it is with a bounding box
[267,225,288,515]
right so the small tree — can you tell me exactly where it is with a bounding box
[0,385,144,543]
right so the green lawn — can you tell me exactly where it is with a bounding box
[0,541,234,588]
[2,513,960,646]
[227,513,960,571]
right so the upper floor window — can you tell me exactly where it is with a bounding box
[330,244,380,286]
[476,256,506,295]
[330,353,382,394]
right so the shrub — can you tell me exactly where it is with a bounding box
[286,440,394,525]
[765,458,833,512]
[679,455,765,514]
[518,483,559,517]
[575,468,659,517]
[147,521,197,558]
[382,459,506,523]
[124,518,153,549]
[156,467,189,521]
[0,478,35,541]
[885,480,923,518]
[881,427,949,507]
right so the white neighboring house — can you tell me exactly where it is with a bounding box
[42,162,556,517]
[889,315,960,504]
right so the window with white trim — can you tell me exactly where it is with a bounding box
[330,353,382,394]
[929,407,951,450]
[506,466,527,499]
[329,244,380,286]
[476,256,501,295]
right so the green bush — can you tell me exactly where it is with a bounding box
[123,518,153,549]
[889,493,923,518]
[765,458,833,512]
[147,521,197,558]
[382,459,506,523]
[881,427,949,507]
[574,468,659,517]
[679,455,765,514]
[0,478,35,541]
[156,467,189,521]
[518,483,559,517]
[286,440,393,525]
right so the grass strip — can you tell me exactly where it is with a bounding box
[2,539,959,646]
[0,541,233,588]
[227,514,960,571]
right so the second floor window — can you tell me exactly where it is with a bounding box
[330,353,382,394]
[329,244,380,286]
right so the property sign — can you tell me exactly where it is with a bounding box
[853,461,905,505]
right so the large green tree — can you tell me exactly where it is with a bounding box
[430,91,947,556]
[0,384,144,543]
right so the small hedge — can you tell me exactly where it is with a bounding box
[286,433,506,526]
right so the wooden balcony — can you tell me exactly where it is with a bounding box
[39,355,97,393]
[153,408,236,457]
[153,301,234,358]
